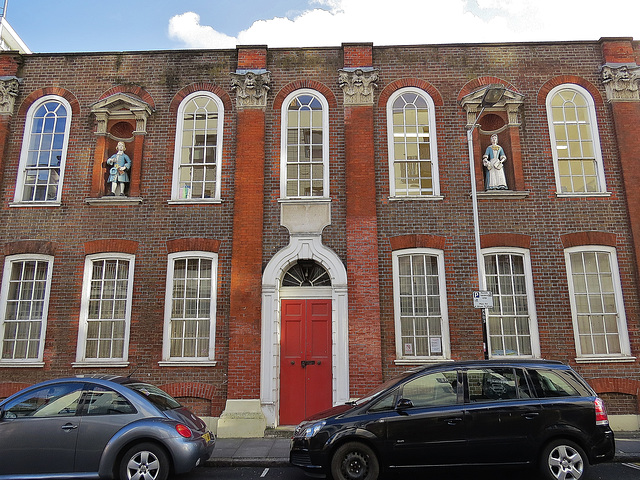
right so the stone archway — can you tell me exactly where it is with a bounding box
[260,235,348,427]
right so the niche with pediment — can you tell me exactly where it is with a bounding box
[460,87,527,197]
[89,93,152,200]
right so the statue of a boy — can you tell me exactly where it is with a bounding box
[106,141,131,196]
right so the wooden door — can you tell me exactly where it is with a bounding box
[279,299,332,425]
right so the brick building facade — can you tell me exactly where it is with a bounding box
[1,38,639,434]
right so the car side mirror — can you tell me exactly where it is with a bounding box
[395,398,413,411]
[0,407,5,420]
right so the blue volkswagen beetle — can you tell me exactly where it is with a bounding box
[0,375,215,480]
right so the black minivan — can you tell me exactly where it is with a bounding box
[290,360,614,480]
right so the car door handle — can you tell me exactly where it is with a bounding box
[61,423,78,431]
[522,412,540,420]
[444,417,463,425]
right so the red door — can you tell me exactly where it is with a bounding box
[280,299,332,425]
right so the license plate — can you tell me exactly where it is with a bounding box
[202,432,212,443]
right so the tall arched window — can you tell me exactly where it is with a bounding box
[281,89,329,199]
[546,84,606,195]
[172,92,224,202]
[15,96,71,204]
[387,87,439,197]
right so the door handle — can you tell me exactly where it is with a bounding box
[522,412,540,420]
[444,417,463,425]
[301,360,316,368]
[61,423,78,431]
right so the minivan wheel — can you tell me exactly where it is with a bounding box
[119,442,169,480]
[331,441,379,480]
[540,439,588,480]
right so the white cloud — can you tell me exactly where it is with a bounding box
[168,12,237,49]
[168,0,640,49]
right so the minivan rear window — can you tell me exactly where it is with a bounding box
[528,369,591,398]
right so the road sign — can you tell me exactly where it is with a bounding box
[473,290,493,309]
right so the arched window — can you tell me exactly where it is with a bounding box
[15,96,71,204]
[282,260,331,287]
[546,85,606,195]
[387,88,439,197]
[281,89,329,199]
[172,92,224,201]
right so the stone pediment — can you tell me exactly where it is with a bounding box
[460,87,525,127]
[91,93,153,134]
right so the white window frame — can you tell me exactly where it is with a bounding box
[392,248,450,364]
[14,95,72,206]
[74,253,134,367]
[0,254,53,366]
[482,247,541,359]
[280,89,330,200]
[564,246,633,362]
[546,84,607,197]
[170,91,224,203]
[160,251,218,366]
[387,87,440,199]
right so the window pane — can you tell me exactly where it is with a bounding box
[83,259,130,360]
[169,256,215,359]
[391,92,434,196]
[569,251,621,355]
[550,88,602,193]
[484,253,532,356]
[1,259,50,360]
[396,253,443,357]
[285,93,325,197]
[20,101,67,202]
[176,95,220,199]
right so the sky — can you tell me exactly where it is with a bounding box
[5,0,640,54]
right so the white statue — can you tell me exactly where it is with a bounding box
[482,134,508,190]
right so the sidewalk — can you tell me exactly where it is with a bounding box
[205,432,640,468]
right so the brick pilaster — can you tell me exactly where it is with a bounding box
[342,44,383,396]
[226,47,268,400]
[600,38,640,294]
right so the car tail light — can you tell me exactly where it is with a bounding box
[594,397,609,426]
[176,424,193,438]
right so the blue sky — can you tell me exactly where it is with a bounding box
[6,0,640,53]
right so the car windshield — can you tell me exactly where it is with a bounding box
[125,382,182,411]
[352,371,415,406]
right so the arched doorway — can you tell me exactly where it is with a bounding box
[260,235,349,427]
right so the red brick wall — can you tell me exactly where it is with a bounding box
[0,40,639,417]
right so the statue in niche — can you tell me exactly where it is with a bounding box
[482,134,508,190]
[106,141,131,196]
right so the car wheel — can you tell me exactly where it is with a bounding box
[119,442,169,480]
[331,441,379,480]
[540,439,588,480]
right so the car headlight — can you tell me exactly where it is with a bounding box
[304,421,326,438]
